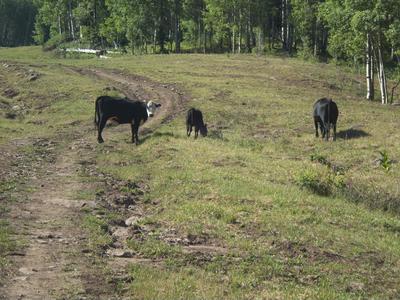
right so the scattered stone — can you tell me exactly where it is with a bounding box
[26,70,40,81]
[5,112,17,119]
[346,282,365,293]
[112,195,135,207]
[18,267,32,275]
[3,88,19,98]
[109,274,133,284]
[106,249,134,258]
[111,218,126,227]
[125,216,140,226]
[37,233,56,239]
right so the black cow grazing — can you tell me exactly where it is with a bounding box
[186,108,207,138]
[94,96,161,144]
[313,98,339,141]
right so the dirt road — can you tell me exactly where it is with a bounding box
[1,67,185,299]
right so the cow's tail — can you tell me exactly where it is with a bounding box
[327,98,332,134]
[94,97,101,130]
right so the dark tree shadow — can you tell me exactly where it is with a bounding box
[337,128,370,140]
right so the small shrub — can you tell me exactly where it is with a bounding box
[297,169,331,196]
[310,153,330,167]
[297,167,345,196]
[208,129,224,140]
[378,150,392,172]
[43,34,66,52]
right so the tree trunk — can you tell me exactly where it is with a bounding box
[313,19,318,57]
[174,0,181,53]
[366,33,374,100]
[373,37,388,104]
[69,0,75,40]
[246,6,251,53]
[232,26,235,54]
[203,29,206,53]
[153,29,157,53]
[281,0,287,50]
[58,15,62,35]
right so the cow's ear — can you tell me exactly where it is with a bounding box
[156,103,162,107]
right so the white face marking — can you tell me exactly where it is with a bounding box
[146,101,161,117]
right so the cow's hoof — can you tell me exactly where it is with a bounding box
[98,139,104,144]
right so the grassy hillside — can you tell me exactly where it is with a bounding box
[0,46,399,299]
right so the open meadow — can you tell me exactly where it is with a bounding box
[0,47,399,299]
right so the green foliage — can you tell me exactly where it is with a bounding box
[297,167,345,196]
[83,215,113,253]
[378,150,392,172]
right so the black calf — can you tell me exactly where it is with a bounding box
[313,98,339,141]
[186,108,207,138]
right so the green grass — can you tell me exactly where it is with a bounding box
[0,46,400,298]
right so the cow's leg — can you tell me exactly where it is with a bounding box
[131,123,135,144]
[97,117,107,143]
[320,123,325,139]
[333,123,337,141]
[131,122,140,145]
[314,118,319,137]
[325,122,330,141]
[187,124,192,137]
[194,127,199,139]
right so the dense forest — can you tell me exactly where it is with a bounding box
[1,0,400,103]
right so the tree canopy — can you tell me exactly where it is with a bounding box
[1,0,399,102]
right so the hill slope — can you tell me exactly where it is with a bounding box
[0,47,399,299]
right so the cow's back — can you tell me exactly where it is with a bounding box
[187,108,204,126]
[98,97,146,124]
[313,98,338,123]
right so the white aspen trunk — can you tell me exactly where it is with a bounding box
[238,28,241,54]
[203,29,206,53]
[286,0,290,51]
[198,17,201,50]
[238,9,242,54]
[313,20,318,57]
[58,15,62,35]
[366,33,374,100]
[232,26,235,54]
[153,29,157,53]
[67,0,75,40]
[377,38,388,104]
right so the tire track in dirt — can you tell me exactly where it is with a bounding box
[71,67,229,271]
[68,67,188,136]
[2,135,114,299]
[2,66,189,299]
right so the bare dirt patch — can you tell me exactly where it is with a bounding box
[68,66,188,135]
[1,66,190,298]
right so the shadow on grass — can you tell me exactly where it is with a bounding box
[337,128,370,140]
[137,131,176,144]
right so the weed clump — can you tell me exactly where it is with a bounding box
[297,167,345,196]
[378,150,392,172]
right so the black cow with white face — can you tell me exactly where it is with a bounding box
[186,108,207,139]
[94,96,161,144]
[313,97,339,141]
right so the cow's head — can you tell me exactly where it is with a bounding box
[146,101,162,117]
[200,123,208,137]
